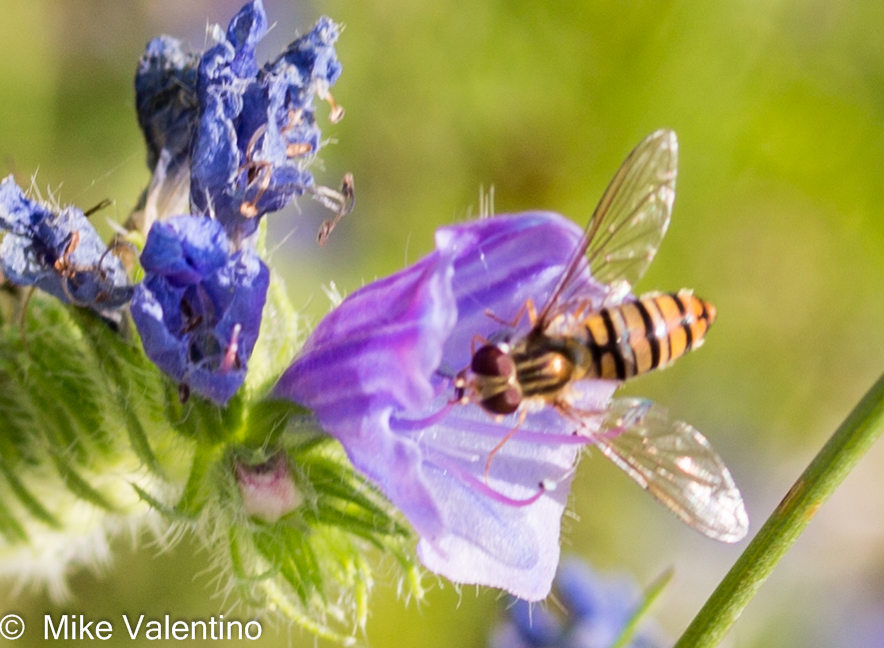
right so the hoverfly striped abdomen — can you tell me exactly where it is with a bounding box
[584,290,716,381]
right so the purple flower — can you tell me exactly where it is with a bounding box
[490,556,664,648]
[134,1,343,240]
[131,215,269,404]
[0,175,132,314]
[274,212,618,600]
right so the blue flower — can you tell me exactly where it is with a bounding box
[490,556,664,648]
[0,175,133,314]
[135,1,343,241]
[130,215,269,404]
[274,212,617,600]
[135,35,199,177]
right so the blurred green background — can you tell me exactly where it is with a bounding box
[2,0,884,646]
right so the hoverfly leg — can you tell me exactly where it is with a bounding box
[484,408,527,484]
[572,296,595,320]
[483,297,538,329]
[469,333,495,356]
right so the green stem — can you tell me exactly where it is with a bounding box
[673,370,884,648]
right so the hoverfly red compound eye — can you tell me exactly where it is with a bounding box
[481,385,522,415]
[471,345,516,379]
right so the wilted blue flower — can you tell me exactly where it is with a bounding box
[131,215,269,404]
[135,0,343,241]
[490,556,663,648]
[0,175,132,314]
[275,212,618,600]
[135,35,199,177]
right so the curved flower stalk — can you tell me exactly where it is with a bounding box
[134,0,347,242]
[490,556,665,648]
[275,212,618,600]
[0,2,424,642]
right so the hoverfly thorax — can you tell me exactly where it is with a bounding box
[510,334,591,401]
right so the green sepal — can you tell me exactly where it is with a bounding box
[0,458,61,529]
[197,429,422,642]
[0,493,27,543]
[130,483,193,522]
[241,398,309,446]
[175,445,222,519]
[51,455,115,512]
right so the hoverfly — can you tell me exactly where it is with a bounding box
[456,130,748,542]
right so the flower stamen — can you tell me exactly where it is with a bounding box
[315,173,355,246]
[390,401,455,432]
[220,323,242,373]
[429,454,550,508]
[323,91,345,123]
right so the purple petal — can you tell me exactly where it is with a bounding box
[276,250,458,539]
[139,214,229,285]
[436,211,609,372]
[412,403,586,600]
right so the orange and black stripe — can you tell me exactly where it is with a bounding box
[583,290,716,381]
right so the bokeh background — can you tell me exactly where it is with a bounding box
[1,0,884,646]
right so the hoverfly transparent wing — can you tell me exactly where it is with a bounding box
[591,397,748,542]
[536,130,678,325]
[585,129,677,287]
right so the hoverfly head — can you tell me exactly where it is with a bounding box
[471,344,522,415]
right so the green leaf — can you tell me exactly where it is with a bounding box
[130,483,192,522]
[610,567,674,648]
